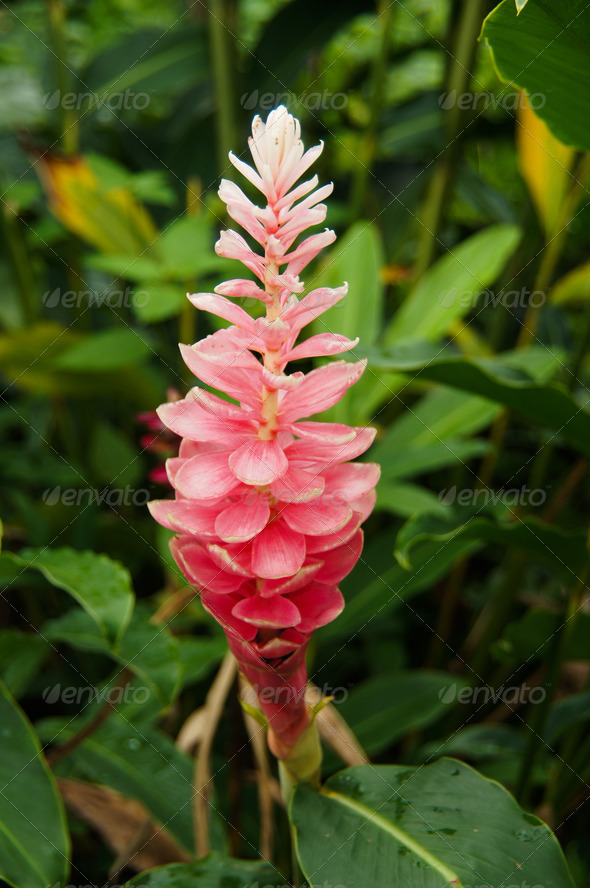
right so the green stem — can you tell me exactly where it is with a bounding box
[47,0,78,155]
[414,0,485,277]
[349,0,392,218]
[515,612,566,805]
[518,153,590,349]
[517,559,590,805]
[208,0,237,175]
[0,193,38,325]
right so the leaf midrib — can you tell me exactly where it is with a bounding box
[322,789,462,886]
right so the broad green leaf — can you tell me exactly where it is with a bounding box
[86,253,164,280]
[369,340,590,457]
[8,547,134,644]
[517,95,575,236]
[178,636,227,688]
[372,387,498,482]
[157,215,224,279]
[291,759,576,888]
[495,609,590,664]
[319,530,480,643]
[124,852,286,888]
[45,605,182,705]
[41,713,222,854]
[0,630,48,697]
[311,222,385,423]
[396,513,588,582]
[83,26,208,102]
[419,724,525,763]
[376,481,450,518]
[53,327,152,371]
[545,692,590,744]
[551,261,590,305]
[375,438,489,484]
[36,154,158,254]
[483,0,590,151]
[312,221,384,347]
[90,421,143,487]
[383,225,520,344]
[132,282,186,323]
[0,681,70,888]
[335,672,470,756]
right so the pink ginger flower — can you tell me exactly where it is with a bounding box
[149,107,379,764]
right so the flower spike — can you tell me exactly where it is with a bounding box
[149,106,379,778]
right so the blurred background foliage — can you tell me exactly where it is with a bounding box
[2,0,590,884]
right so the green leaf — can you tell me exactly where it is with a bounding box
[53,328,153,371]
[419,724,525,763]
[124,852,286,888]
[383,225,520,344]
[483,0,590,151]
[90,421,143,487]
[45,605,182,705]
[396,513,588,582]
[495,609,590,664]
[157,215,226,279]
[376,481,451,518]
[178,636,227,688]
[291,759,576,888]
[368,340,590,457]
[42,713,211,855]
[0,630,48,697]
[8,547,134,644]
[372,387,498,483]
[313,221,384,346]
[312,222,385,424]
[375,439,489,485]
[86,253,164,280]
[551,260,590,306]
[335,672,470,756]
[545,691,590,744]
[132,282,187,323]
[319,529,480,643]
[0,681,70,888]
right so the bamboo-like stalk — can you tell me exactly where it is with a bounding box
[193,652,237,856]
[414,0,485,277]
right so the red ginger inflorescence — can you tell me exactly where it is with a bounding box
[149,106,379,767]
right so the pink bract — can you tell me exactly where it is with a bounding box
[149,106,379,758]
